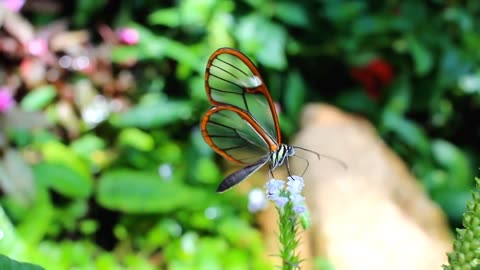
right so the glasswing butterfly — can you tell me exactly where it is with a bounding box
[201,48,343,192]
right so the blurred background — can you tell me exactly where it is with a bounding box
[0,0,479,269]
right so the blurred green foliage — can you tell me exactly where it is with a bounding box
[0,0,479,269]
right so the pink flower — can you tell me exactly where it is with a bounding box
[26,39,48,56]
[1,0,25,12]
[0,87,16,113]
[117,28,140,45]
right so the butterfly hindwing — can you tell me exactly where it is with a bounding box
[201,106,271,164]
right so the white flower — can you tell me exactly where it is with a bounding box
[248,188,267,213]
[286,175,304,195]
[270,195,288,209]
[264,179,284,196]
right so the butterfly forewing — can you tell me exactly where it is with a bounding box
[202,106,270,164]
[206,49,281,145]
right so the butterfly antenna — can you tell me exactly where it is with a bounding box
[290,154,310,177]
[292,146,348,170]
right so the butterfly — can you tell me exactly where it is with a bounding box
[201,48,343,192]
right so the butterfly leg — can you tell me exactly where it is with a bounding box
[291,154,310,177]
[285,156,293,178]
[268,164,275,179]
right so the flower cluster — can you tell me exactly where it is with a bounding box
[263,175,307,270]
[444,177,480,269]
[264,175,306,215]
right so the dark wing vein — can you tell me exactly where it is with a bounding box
[215,57,249,77]
[209,73,245,90]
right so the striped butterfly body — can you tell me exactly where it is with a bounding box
[201,48,317,192]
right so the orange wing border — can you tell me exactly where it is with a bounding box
[204,48,282,144]
[201,105,278,164]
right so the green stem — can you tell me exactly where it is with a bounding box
[278,200,301,270]
[443,177,480,269]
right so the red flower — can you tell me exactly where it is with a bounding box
[351,58,393,100]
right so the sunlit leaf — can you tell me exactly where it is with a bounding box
[20,85,57,112]
[193,157,221,184]
[16,189,54,245]
[97,170,208,213]
[235,15,287,69]
[41,141,91,180]
[70,134,106,160]
[112,100,193,129]
[117,128,155,151]
[0,255,44,270]
[33,163,92,198]
[148,8,180,27]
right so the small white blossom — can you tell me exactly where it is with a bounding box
[292,205,306,214]
[290,193,306,215]
[287,175,304,195]
[270,195,288,209]
[248,188,267,213]
[264,179,284,196]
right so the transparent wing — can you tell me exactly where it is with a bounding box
[201,106,271,165]
[205,48,281,145]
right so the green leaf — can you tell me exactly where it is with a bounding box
[431,140,471,188]
[0,206,24,258]
[323,2,366,23]
[117,128,155,151]
[433,188,471,222]
[16,189,54,245]
[384,75,411,114]
[0,255,44,270]
[111,46,141,63]
[193,157,221,184]
[235,15,287,69]
[97,170,207,213]
[148,8,180,27]
[73,0,107,27]
[33,163,92,199]
[40,141,91,180]
[284,70,306,119]
[274,2,309,27]
[407,35,433,76]
[20,85,57,112]
[334,90,378,117]
[111,100,193,129]
[382,111,430,155]
[70,134,106,160]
